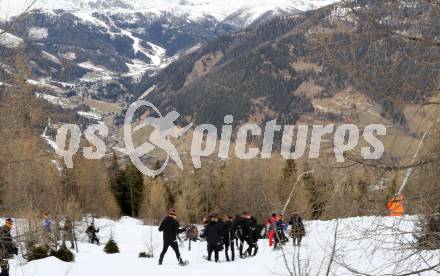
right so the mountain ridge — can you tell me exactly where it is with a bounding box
[133,0,439,132]
[0,0,338,103]
[0,0,337,23]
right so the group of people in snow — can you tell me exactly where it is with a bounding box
[158,209,305,265]
[0,210,305,274]
[41,213,77,249]
[266,211,305,248]
[0,214,100,276]
[199,212,261,262]
[41,213,100,249]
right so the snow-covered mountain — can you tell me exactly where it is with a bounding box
[0,0,337,23]
[0,0,338,103]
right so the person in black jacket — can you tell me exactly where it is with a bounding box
[158,209,188,265]
[0,218,17,276]
[246,218,262,257]
[234,212,252,258]
[201,215,223,262]
[222,216,235,261]
[233,215,240,247]
[289,211,305,246]
[86,223,100,245]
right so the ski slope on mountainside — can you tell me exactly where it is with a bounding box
[6,216,440,276]
[0,0,338,22]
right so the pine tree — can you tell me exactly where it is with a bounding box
[104,237,120,254]
[50,245,75,262]
[124,162,144,217]
[108,153,129,215]
[110,161,145,217]
[26,245,49,261]
[108,152,121,198]
[115,169,129,215]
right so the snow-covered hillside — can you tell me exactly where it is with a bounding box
[0,0,339,103]
[6,216,439,276]
[0,28,23,48]
[0,0,341,104]
[0,0,337,23]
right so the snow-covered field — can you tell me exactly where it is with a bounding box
[6,216,440,276]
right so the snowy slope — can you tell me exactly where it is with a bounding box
[6,216,440,276]
[0,0,339,84]
[0,0,338,22]
[0,0,338,103]
[0,29,23,48]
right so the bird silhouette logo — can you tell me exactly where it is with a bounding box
[124,100,192,177]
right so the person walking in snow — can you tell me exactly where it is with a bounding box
[158,209,188,266]
[222,216,235,261]
[234,212,252,258]
[0,219,17,276]
[266,213,278,247]
[201,215,223,262]
[246,218,262,257]
[86,223,100,245]
[279,215,288,234]
[289,211,305,246]
[273,215,288,249]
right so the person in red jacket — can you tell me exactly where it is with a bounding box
[266,213,277,247]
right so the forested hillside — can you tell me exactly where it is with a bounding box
[136,0,440,129]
